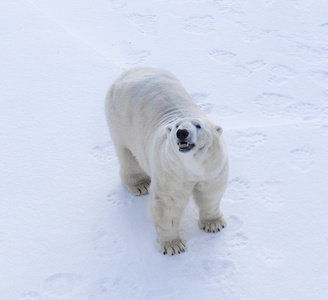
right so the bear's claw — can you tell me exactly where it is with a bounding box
[199,216,226,233]
[158,239,186,256]
[127,181,150,196]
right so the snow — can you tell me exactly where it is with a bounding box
[1,0,328,299]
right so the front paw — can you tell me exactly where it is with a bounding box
[199,216,227,233]
[156,238,186,256]
[126,181,150,196]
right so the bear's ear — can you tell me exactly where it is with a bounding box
[166,125,172,135]
[215,125,223,136]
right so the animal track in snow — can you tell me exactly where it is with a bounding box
[88,277,139,300]
[229,132,267,155]
[216,6,245,28]
[227,232,248,250]
[295,43,328,65]
[289,145,315,172]
[198,102,214,114]
[88,278,112,300]
[309,70,328,87]
[270,64,295,76]
[106,190,136,206]
[322,105,328,119]
[320,124,328,136]
[226,215,243,232]
[200,259,236,284]
[198,102,243,117]
[125,49,151,65]
[254,92,295,117]
[183,16,214,34]
[182,254,237,285]
[108,0,127,9]
[259,248,285,267]
[232,60,266,79]
[208,49,236,64]
[93,230,126,259]
[225,177,250,202]
[255,93,324,122]
[89,141,116,164]
[284,102,322,122]
[198,101,243,117]
[259,181,286,210]
[18,292,41,300]
[269,64,296,85]
[44,273,82,296]
[246,60,267,71]
[190,92,208,104]
[120,41,150,65]
[262,0,278,6]
[128,14,157,35]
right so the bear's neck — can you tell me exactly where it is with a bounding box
[164,147,220,181]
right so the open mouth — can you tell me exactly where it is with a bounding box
[178,141,195,152]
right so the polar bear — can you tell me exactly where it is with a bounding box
[105,67,229,255]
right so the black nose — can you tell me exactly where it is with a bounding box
[177,129,189,139]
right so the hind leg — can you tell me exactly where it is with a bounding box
[116,146,150,196]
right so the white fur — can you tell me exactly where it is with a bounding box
[105,67,229,255]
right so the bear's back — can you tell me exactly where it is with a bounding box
[109,67,204,126]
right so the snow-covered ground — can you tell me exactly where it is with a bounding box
[1,0,328,299]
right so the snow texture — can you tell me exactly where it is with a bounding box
[1,0,328,299]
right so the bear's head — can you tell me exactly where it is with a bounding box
[165,118,223,156]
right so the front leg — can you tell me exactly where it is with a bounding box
[193,169,228,233]
[149,191,189,255]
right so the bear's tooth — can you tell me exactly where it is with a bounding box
[186,142,190,147]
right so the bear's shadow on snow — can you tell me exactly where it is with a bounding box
[106,184,156,251]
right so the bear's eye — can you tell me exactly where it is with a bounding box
[196,124,201,129]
